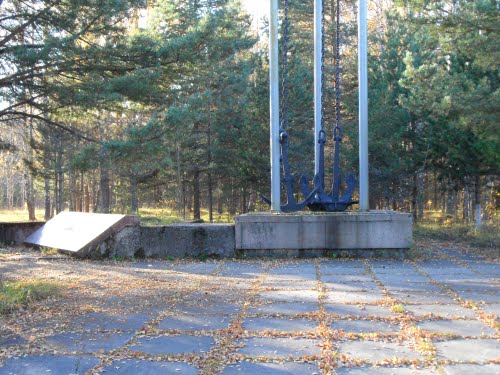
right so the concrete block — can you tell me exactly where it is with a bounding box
[140,224,235,258]
[0,222,44,245]
[236,211,412,252]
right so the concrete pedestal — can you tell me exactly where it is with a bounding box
[235,211,412,258]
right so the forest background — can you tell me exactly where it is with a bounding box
[0,0,498,235]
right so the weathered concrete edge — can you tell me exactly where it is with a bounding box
[0,222,45,245]
[90,223,236,259]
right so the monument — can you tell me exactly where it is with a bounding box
[235,0,412,257]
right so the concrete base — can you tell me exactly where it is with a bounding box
[0,222,45,245]
[235,211,412,254]
[96,224,235,259]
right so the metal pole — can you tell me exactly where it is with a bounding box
[270,0,281,212]
[314,0,323,176]
[358,0,369,211]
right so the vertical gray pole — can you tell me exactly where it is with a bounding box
[358,0,369,211]
[314,0,323,176]
[270,0,281,212]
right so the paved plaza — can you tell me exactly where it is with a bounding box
[0,248,498,374]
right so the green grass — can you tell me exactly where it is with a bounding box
[0,280,61,315]
[0,209,45,223]
[138,207,235,225]
[41,247,59,256]
[414,223,499,249]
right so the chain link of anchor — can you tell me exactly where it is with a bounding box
[334,0,342,140]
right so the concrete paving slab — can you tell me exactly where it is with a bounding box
[376,274,429,283]
[248,302,318,315]
[390,291,456,305]
[130,335,215,355]
[174,300,241,315]
[469,263,500,277]
[332,319,400,334]
[482,303,500,317]
[434,339,499,361]
[417,319,496,336]
[337,367,437,374]
[45,332,133,352]
[242,317,318,332]
[404,304,476,318]
[321,261,366,268]
[71,311,152,331]
[372,268,421,276]
[261,279,318,289]
[442,364,500,375]
[171,263,219,274]
[0,334,27,347]
[417,261,460,269]
[326,291,385,304]
[158,314,231,331]
[269,266,317,275]
[102,360,198,374]
[325,304,394,317]
[321,274,374,283]
[0,355,98,375]
[425,269,477,277]
[221,361,321,374]
[323,281,379,292]
[237,337,321,358]
[265,274,317,281]
[455,291,500,303]
[443,280,499,292]
[322,267,368,275]
[338,341,422,362]
[257,290,319,302]
[384,283,441,292]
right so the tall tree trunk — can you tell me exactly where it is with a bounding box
[58,164,64,213]
[193,169,201,221]
[176,139,182,217]
[411,173,418,222]
[26,114,36,221]
[474,175,482,229]
[84,183,90,213]
[54,169,59,214]
[44,169,51,221]
[217,179,223,215]
[207,172,213,223]
[229,178,236,216]
[79,173,84,212]
[433,171,438,211]
[98,145,110,213]
[130,175,138,213]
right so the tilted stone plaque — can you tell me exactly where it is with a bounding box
[25,212,139,255]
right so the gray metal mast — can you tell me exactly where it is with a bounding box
[270,0,281,212]
[358,0,369,211]
[314,0,323,176]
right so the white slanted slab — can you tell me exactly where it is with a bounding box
[25,212,139,254]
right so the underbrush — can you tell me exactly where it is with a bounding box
[0,280,61,314]
[414,223,499,249]
[138,207,235,225]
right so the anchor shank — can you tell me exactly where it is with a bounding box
[332,135,341,198]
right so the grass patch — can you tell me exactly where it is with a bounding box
[138,207,235,225]
[0,209,45,223]
[414,223,500,249]
[390,303,406,314]
[0,280,61,314]
[41,247,59,256]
